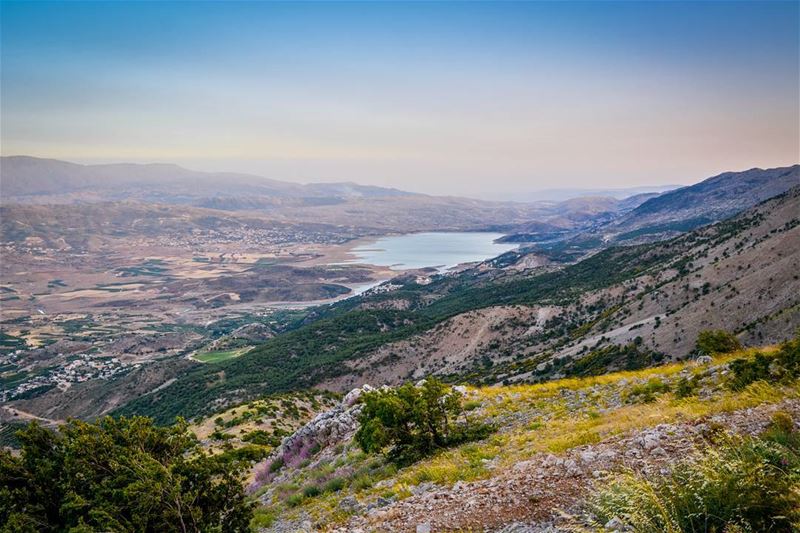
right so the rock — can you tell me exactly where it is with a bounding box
[563,459,581,476]
[495,523,540,533]
[338,495,361,512]
[641,434,659,450]
[375,496,393,507]
[343,384,374,407]
[599,450,618,461]
[579,450,597,464]
[650,446,668,457]
[453,385,468,395]
[696,355,713,365]
[541,454,559,467]
[416,523,431,533]
[604,516,630,531]
[265,391,367,472]
[411,482,435,496]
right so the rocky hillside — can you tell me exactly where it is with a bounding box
[190,390,340,468]
[245,340,800,532]
[598,164,799,243]
[321,186,800,392]
[106,187,799,425]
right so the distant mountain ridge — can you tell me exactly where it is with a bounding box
[523,184,680,202]
[602,164,800,242]
[0,156,416,203]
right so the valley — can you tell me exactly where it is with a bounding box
[3,4,799,530]
[1,158,799,533]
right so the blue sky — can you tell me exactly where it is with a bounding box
[1,1,798,197]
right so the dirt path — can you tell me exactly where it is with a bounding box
[1,405,62,426]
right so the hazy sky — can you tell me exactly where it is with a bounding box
[1,1,798,198]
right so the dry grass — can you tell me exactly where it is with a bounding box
[258,344,799,528]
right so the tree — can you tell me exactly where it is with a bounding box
[696,329,742,356]
[0,416,252,532]
[355,378,483,464]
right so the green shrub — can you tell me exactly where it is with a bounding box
[674,375,699,399]
[242,429,280,447]
[696,329,742,355]
[323,477,346,493]
[285,493,304,507]
[269,456,285,473]
[463,399,482,411]
[761,411,800,451]
[351,474,374,491]
[302,485,321,498]
[0,417,253,532]
[250,507,277,529]
[728,335,800,390]
[355,378,491,464]
[586,434,800,532]
[623,378,670,404]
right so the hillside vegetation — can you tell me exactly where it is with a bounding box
[246,336,800,532]
[115,187,800,424]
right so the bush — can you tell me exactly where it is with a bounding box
[623,378,670,404]
[696,329,742,355]
[585,433,800,532]
[762,411,800,451]
[355,378,490,464]
[0,417,253,532]
[323,477,346,493]
[250,507,278,529]
[728,335,800,390]
[674,375,699,399]
[285,493,304,507]
[242,429,280,447]
[269,456,285,472]
[302,484,321,498]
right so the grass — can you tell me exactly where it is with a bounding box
[194,347,249,364]
[251,343,800,529]
[583,413,800,532]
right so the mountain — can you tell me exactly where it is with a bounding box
[521,184,679,202]
[599,164,800,243]
[318,186,800,392]
[1,156,673,240]
[32,186,792,424]
[0,156,412,204]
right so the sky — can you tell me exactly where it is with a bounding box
[1,1,798,198]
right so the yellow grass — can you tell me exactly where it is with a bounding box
[388,345,790,489]
[261,344,796,528]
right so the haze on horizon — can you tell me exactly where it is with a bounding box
[1,1,798,199]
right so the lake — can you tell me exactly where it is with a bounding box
[348,232,516,271]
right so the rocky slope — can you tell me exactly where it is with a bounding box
[107,187,800,425]
[319,186,800,392]
[361,399,799,532]
[597,164,799,243]
[245,343,800,532]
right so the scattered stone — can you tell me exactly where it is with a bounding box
[650,446,668,457]
[604,516,630,531]
[338,495,361,512]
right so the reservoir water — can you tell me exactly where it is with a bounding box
[348,232,515,271]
